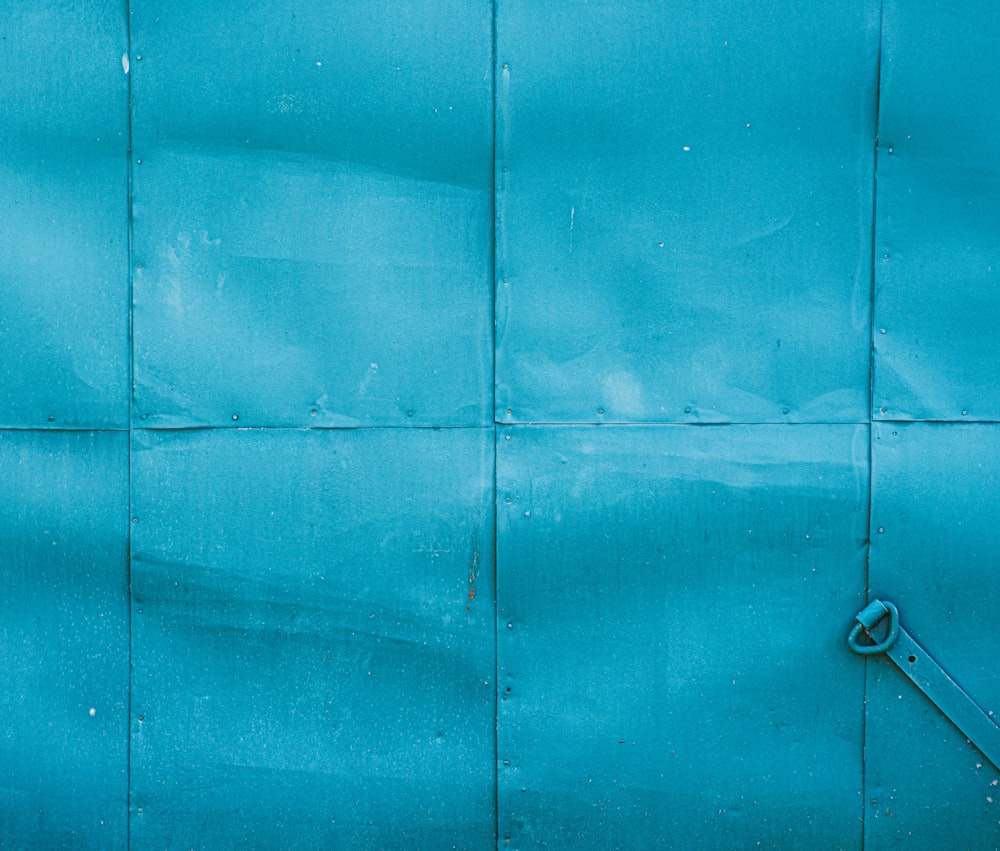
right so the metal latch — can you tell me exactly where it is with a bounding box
[849,599,1000,771]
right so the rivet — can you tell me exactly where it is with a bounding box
[684,406,691,414]
[136,55,142,61]
[231,414,238,421]
[406,410,414,417]
[47,415,55,422]
[877,527,885,534]
[597,408,604,415]
[507,623,513,629]
[140,413,148,420]
[781,407,790,415]
[132,518,139,525]
[504,434,511,441]
[136,158,142,164]
[880,328,887,334]
[880,407,887,415]
[962,410,968,416]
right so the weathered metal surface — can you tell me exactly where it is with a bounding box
[130,0,493,428]
[495,0,880,425]
[867,3,1000,843]
[3,2,999,848]
[0,1,129,428]
[0,431,129,847]
[874,0,1000,421]
[867,424,1000,847]
[130,427,495,848]
[497,424,868,848]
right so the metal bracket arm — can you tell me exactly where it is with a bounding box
[849,599,1000,772]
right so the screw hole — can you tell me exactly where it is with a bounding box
[908,655,916,663]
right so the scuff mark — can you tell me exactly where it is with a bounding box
[358,361,380,397]
[122,53,129,74]
[569,206,575,253]
[731,211,796,248]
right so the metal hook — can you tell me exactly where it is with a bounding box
[848,599,900,655]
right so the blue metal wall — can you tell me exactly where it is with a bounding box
[866,1,1000,844]
[1,1,998,848]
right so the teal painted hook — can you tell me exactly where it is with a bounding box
[848,599,900,655]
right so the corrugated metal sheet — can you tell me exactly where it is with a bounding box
[497,424,868,847]
[868,425,1000,846]
[130,428,495,847]
[873,0,1000,421]
[2,0,998,848]
[130,0,494,428]
[495,0,879,424]
[0,2,129,428]
[0,431,128,846]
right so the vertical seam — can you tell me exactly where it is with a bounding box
[863,2,885,848]
[124,0,134,846]
[490,2,501,846]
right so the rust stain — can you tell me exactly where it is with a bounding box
[466,531,480,610]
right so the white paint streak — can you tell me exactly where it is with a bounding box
[122,54,129,74]
[602,372,644,419]
[569,206,575,253]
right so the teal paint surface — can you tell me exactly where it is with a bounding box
[0,431,129,848]
[130,428,495,848]
[497,425,868,848]
[866,3,1000,843]
[130,0,493,428]
[867,424,1000,846]
[495,0,879,424]
[874,0,1000,421]
[2,1,999,848]
[0,1,129,428]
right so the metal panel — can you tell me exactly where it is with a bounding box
[0,1,129,428]
[874,0,1000,421]
[866,424,1000,846]
[130,1,493,428]
[495,0,879,425]
[130,427,495,848]
[0,431,129,848]
[497,424,868,848]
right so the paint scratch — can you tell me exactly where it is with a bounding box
[466,532,480,609]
